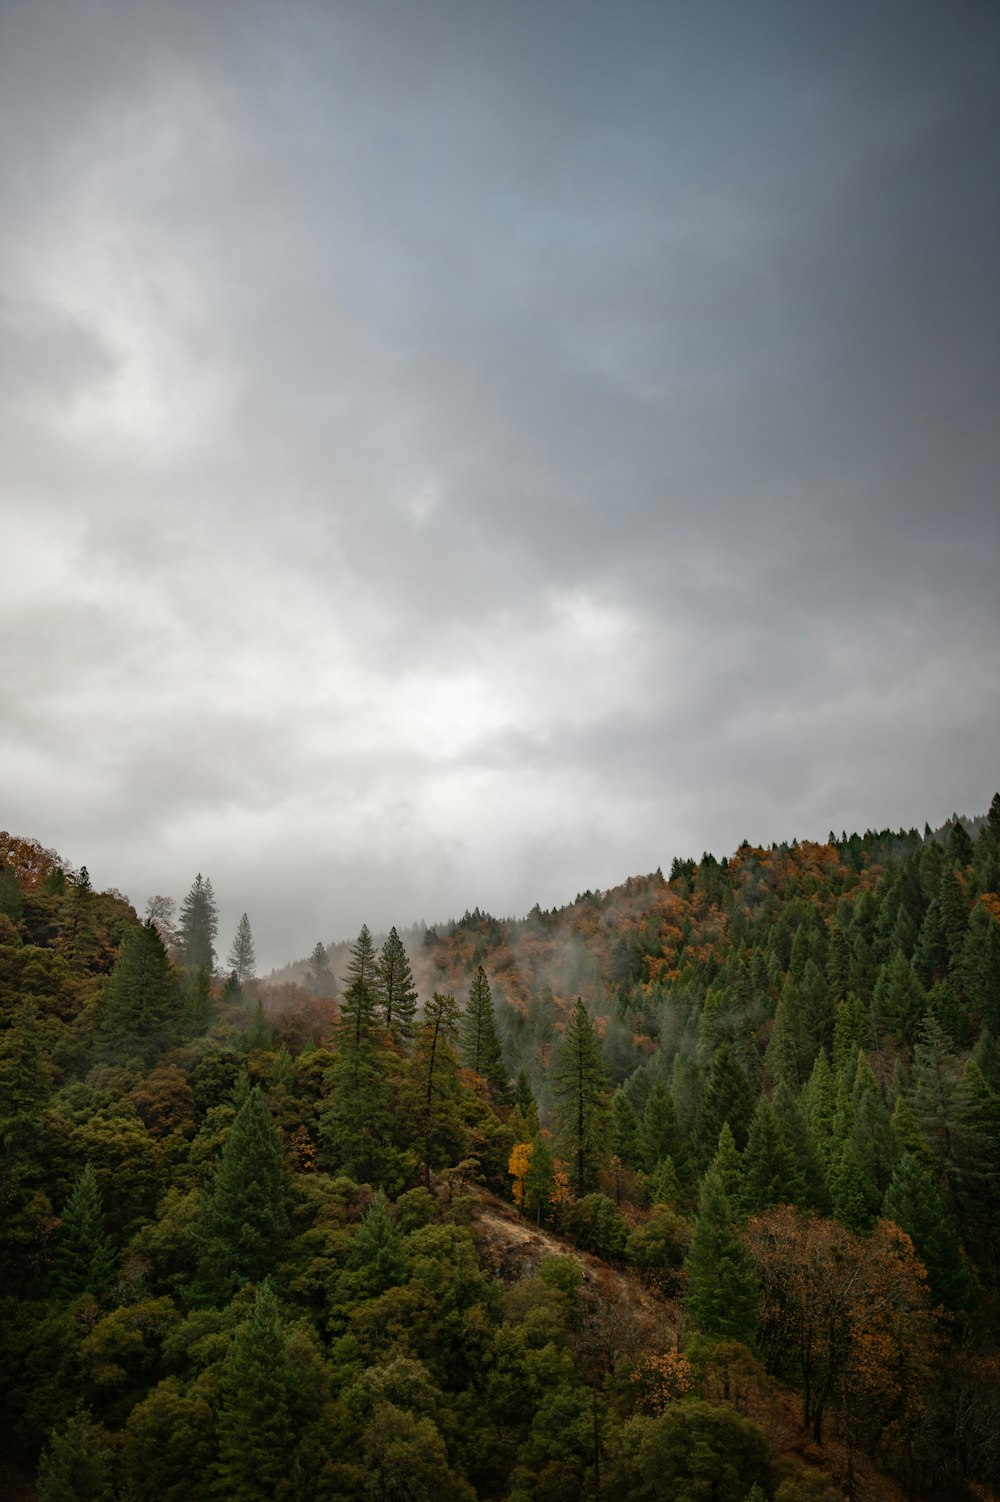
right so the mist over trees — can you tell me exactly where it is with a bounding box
[1,803,999,1499]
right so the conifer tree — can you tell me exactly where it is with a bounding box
[830,1139,877,1234]
[638,1077,687,1178]
[306,940,336,998]
[460,965,508,1096]
[739,1097,806,1217]
[524,1131,556,1224]
[882,1152,974,1310]
[37,1410,114,1502]
[228,912,256,986]
[0,1002,50,1163]
[216,1281,301,1501]
[696,1044,754,1162]
[53,1164,116,1303]
[195,1086,288,1301]
[552,999,610,1198]
[686,1169,758,1346]
[610,1090,641,1169]
[376,926,419,1042]
[708,1121,743,1202]
[872,952,926,1043]
[412,991,464,1188]
[322,924,390,1182]
[178,873,218,972]
[349,1190,407,1292]
[97,920,182,1062]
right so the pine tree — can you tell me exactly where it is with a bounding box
[708,1121,744,1202]
[610,1090,641,1169]
[0,1002,50,1163]
[738,1097,806,1217]
[696,1044,754,1163]
[37,1410,114,1502]
[872,952,926,1044]
[412,991,464,1189]
[53,1164,116,1303]
[638,1077,687,1178]
[524,1131,556,1224]
[216,1281,300,1501]
[322,924,389,1182]
[194,1086,288,1301]
[349,1190,407,1292]
[685,1169,758,1346]
[306,940,336,998]
[460,965,508,1096]
[882,1152,975,1310]
[178,873,219,973]
[228,913,256,986]
[552,999,610,1198]
[97,920,182,1062]
[376,927,419,1042]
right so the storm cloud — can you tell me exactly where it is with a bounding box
[2,0,998,969]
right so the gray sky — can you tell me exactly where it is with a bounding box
[2,0,998,971]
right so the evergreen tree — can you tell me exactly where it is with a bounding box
[708,1121,744,1202]
[552,999,610,1198]
[610,1090,641,1169]
[872,952,926,1044]
[178,873,219,972]
[216,1281,302,1501]
[412,991,465,1188]
[228,913,256,986]
[830,1139,877,1234]
[306,941,336,997]
[376,926,419,1042]
[739,1097,806,1217]
[638,1077,687,1177]
[882,1152,974,1310]
[961,901,1000,1033]
[685,1169,758,1346]
[53,1164,116,1303]
[696,1044,754,1162]
[349,1190,407,1292]
[97,920,182,1062]
[194,1086,288,1301]
[0,1002,50,1163]
[524,1131,556,1224]
[322,924,390,1182]
[849,1054,898,1201]
[37,1410,114,1502]
[460,965,508,1096]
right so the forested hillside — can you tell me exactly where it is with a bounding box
[1,802,998,1502]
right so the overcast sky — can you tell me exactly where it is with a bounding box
[2,0,998,972]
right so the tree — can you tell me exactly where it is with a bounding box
[685,1169,758,1346]
[216,1281,313,1501]
[460,965,508,1096]
[306,941,336,998]
[144,895,179,958]
[194,1086,288,1301]
[322,924,390,1182]
[37,1409,114,1502]
[738,1097,806,1217]
[349,1190,407,1293]
[377,927,419,1042]
[412,991,464,1188]
[228,912,256,986]
[607,1401,772,1502]
[178,873,218,973]
[552,999,610,1198]
[53,1164,115,1303]
[0,1002,50,1163]
[882,1152,974,1310]
[97,920,182,1062]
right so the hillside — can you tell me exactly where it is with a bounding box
[0,802,998,1501]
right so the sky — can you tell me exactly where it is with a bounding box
[2,0,998,973]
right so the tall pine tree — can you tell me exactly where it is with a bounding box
[460,965,508,1097]
[552,998,610,1198]
[194,1086,288,1301]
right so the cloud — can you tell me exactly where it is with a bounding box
[1,0,997,968]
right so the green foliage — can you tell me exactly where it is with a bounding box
[460,965,508,1097]
[552,999,610,1197]
[562,1192,628,1259]
[37,1409,114,1502]
[228,912,256,986]
[882,1152,974,1310]
[194,1085,289,1301]
[97,920,182,1062]
[377,925,419,1042]
[52,1163,116,1303]
[178,874,218,973]
[686,1171,758,1346]
[607,1400,772,1502]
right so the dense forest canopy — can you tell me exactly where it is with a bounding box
[1,802,998,1501]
